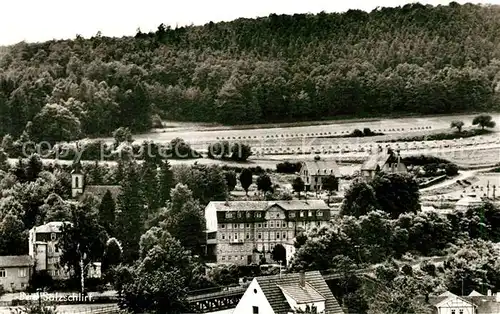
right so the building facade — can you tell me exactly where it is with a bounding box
[28,221,70,280]
[233,271,343,314]
[205,200,331,266]
[0,256,33,292]
[299,158,341,192]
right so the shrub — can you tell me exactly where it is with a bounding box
[276,161,302,173]
[445,163,459,176]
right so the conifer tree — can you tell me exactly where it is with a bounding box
[116,163,144,263]
[99,190,116,235]
[159,160,174,207]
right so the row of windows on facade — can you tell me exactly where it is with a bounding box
[221,231,290,240]
[222,221,289,229]
[36,233,58,241]
[451,310,464,314]
[305,177,324,184]
[0,268,28,278]
[221,220,322,230]
[224,210,324,219]
[303,169,336,176]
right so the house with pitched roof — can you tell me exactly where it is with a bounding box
[299,157,340,192]
[0,255,33,292]
[360,146,407,181]
[204,200,331,265]
[421,291,476,314]
[233,271,344,314]
[28,221,70,280]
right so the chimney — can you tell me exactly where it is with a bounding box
[396,149,401,171]
[299,271,305,288]
[488,289,492,296]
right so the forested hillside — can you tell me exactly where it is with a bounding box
[2,2,500,141]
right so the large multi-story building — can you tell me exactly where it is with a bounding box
[204,200,331,266]
[28,221,69,280]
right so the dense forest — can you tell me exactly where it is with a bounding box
[1,2,500,141]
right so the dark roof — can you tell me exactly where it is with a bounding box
[71,160,83,174]
[0,255,33,267]
[255,271,343,314]
[209,200,329,212]
[30,221,69,233]
[278,283,325,303]
[81,185,121,202]
[361,153,391,171]
[301,160,340,177]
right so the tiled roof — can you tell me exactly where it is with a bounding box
[302,160,340,177]
[278,282,325,304]
[255,271,343,314]
[273,200,329,211]
[0,255,33,267]
[31,221,69,233]
[209,200,329,212]
[81,185,121,201]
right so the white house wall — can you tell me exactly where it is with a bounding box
[233,279,275,314]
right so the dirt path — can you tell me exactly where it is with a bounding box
[420,170,477,192]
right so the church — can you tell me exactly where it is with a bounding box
[71,161,121,201]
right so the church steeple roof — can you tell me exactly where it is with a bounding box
[71,160,83,174]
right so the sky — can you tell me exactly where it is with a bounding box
[0,0,494,46]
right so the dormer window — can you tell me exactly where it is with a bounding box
[256,212,261,218]
[50,233,56,241]
[300,212,304,217]
[290,213,296,218]
[308,211,313,217]
[247,212,252,218]
[237,212,242,218]
[225,212,232,219]
[317,211,323,217]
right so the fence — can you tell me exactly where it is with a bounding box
[59,304,120,314]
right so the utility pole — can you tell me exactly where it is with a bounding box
[487,181,490,198]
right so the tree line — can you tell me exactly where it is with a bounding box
[2,3,500,142]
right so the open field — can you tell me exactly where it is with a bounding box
[100,113,500,147]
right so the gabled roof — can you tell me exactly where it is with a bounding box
[81,185,121,202]
[30,221,69,233]
[278,282,325,304]
[255,271,343,314]
[301,159,340,177]
[361,153,391,171]
[469,290,484,296]
[71,160,83,174]
[208,200,329,212]
[0,255,33,267]
[272,200,329,211]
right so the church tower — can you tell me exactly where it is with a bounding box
[71,160,85,198]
